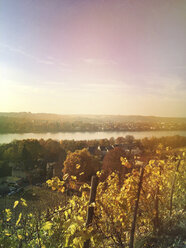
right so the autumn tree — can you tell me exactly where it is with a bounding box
[43,139,66,163]
[63,148,100,183]
[109,137,115,145]
[102,147,132,181]
[115,136,125,144]
[125,135,135,144]
[98,138,110,147]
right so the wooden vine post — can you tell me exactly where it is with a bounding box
[129,166,145,248]
[84,175,98,248]
[170,159,181,216]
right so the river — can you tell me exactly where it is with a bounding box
[0,130,186,144]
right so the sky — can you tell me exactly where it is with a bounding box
[0,0,186,117]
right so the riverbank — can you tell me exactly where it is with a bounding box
[1,130,186,144]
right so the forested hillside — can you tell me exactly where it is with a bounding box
[0,112,186,133]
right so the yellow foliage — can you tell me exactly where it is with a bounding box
[76,164,81,169]
[17,234,22,240]
[5,209,12,222]
[71,175,77,180]
[13,201,19,208]
[16,213,22,226]
[42,221,52,231]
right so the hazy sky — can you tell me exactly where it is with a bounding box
[0,0,186,117]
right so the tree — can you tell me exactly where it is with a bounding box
[125,135,135,144]
[115,136,125,144]
[63,149,100,183]
[44,139,66,162]
[109,137,115,145]
[99,139,110,147]
[102,147,131,180]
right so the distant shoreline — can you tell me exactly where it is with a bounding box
[1,130,186,144]
[0,129,186,134]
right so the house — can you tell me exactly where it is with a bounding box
[98,145,107,154]
[107,145,114,151]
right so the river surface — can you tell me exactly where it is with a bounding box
[0,130,186,144]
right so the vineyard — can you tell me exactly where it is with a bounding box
[0,148,185,248]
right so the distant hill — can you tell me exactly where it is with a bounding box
[0,112,186,123]
[0,112,186,133]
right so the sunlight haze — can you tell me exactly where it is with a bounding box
[0,0,186,117]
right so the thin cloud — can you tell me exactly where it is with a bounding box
[0,43,59,66]
[82,58,117,66]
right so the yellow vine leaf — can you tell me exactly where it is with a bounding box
[147,193,151,199]
[13,201,19,208]
[42,221,52,230]
[71,175,77,180]
[63,173,69,181]
[76,164,81,169]
[16,213,22,226]
[21,198,27,207]
[89,202,96,207]
[17,234,22,240]
[5,230,11,236]
[60,187,65,193]
[5,209,12,222]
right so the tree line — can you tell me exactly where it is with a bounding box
[1,115,186,133]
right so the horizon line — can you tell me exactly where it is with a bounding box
[0,111,186,119]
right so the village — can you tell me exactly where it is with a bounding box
[0,139,143,197]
